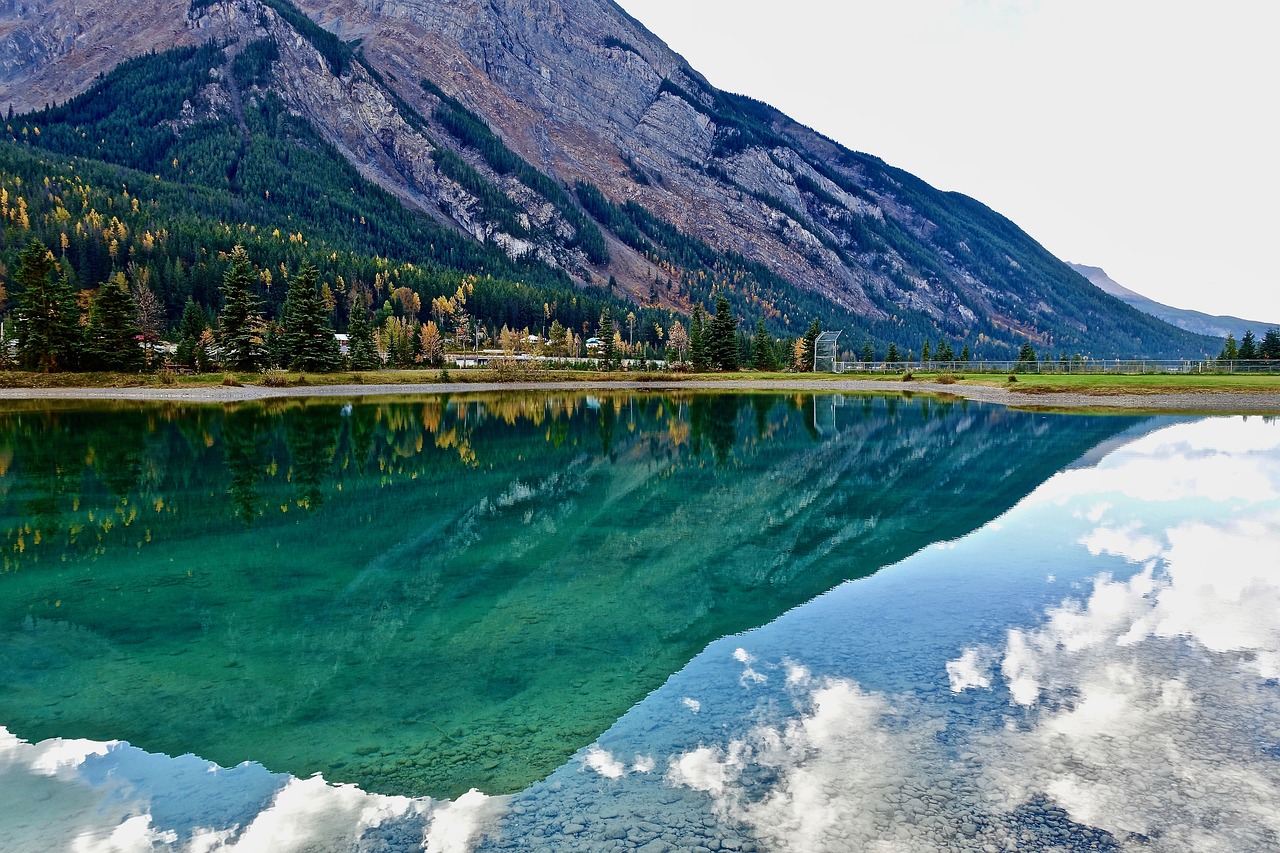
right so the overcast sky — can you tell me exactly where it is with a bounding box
[617,0,1279,324]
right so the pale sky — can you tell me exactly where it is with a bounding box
[617,0,1279,324]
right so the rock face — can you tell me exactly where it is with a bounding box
[0,0,194,112]
[0,0,1221,355]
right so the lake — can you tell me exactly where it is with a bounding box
[0,393,1276,852]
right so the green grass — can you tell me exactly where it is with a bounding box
[956,372,1280,395]
[3,368,1278,394]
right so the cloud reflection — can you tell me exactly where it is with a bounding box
[0,729,505,853]
[668,418,1280,852]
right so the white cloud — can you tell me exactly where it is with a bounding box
[945,647,993,692]
[669,506,1280,852]
[424,789,507,853]
[582,746,627,779]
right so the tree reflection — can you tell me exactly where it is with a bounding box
[223,407,267,524]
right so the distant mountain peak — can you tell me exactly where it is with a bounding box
[1069,263,1273,341]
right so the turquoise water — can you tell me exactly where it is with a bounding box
[2,396,1277,851]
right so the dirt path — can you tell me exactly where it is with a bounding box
[3,379,1279,413]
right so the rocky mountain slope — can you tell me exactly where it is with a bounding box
[0,0,1222,357]
[1069,263,1274,341]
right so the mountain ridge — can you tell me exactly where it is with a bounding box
[0,0,1223,358]
[1069,263,1275,342]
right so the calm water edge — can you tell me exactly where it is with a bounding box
[0,393,1276,852]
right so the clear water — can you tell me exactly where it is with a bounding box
[2,395,1277,852]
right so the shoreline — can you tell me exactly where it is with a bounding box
[2,378,1280,413]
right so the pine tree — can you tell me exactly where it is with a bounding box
[751,319,774,370]
[708,295,739,371]
[176,299,208,368]
[1219,333,1239,362]
[960,343,971,362]
[921,339,932,362]
[800,319,821,372]
[347,308,379,369]
[860,341,874,363]
[690,304,709,372]
[1238,330,1258,360]
[218,246,266,371]
[886,342,901,363]
[1018,342,1038,363]
[85,272,143,371]
[288,262,342,372]
[15,238,82,372]
[1261,328,1280,360]
[599,308,617,368]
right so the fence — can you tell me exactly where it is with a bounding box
[830,360,1280,375]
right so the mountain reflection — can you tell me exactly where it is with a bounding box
[0,394,1142,798]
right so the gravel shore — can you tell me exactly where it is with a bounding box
[2,379,1279,413]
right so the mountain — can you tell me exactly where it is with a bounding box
[0,0,1222,358]
[1069,263,1275,342]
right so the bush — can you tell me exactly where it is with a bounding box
[221,373,242,387]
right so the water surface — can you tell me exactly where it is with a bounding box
[7,397,1272,852]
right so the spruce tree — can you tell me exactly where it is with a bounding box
[85,272,143,371]
[751,319,774,370]
[1219,333,1239,362]
[690,304,709,372]
[15,238,82,372]
[218,246,266,371]
[860,341,874,363]
[288,263,343,372]
[347,308,379,369]
[599,308,617,368]
[800,319,822,372]
[1261,328,1280,360]
[1018,342,1038,363]
[708,295,738,371]
[176,299,209,369]
[1239,330,1258,360]
[886,342,900,362]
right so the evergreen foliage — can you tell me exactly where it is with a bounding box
[85,272,144,371]
[176,299,209,369]
[1239,331,1258,360]
[707,294,739,371]
[218,246,266,371]
[689,303,709,372]
[799,319,821,372]
[346,308,380,369]
[1218,333,1238,362]
[598,308,617,367]
[1017,342,1038,363]
[752,319,775,370]
[283,262,342,371]
[1261,328,1280,360]
[14,238,82,371]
